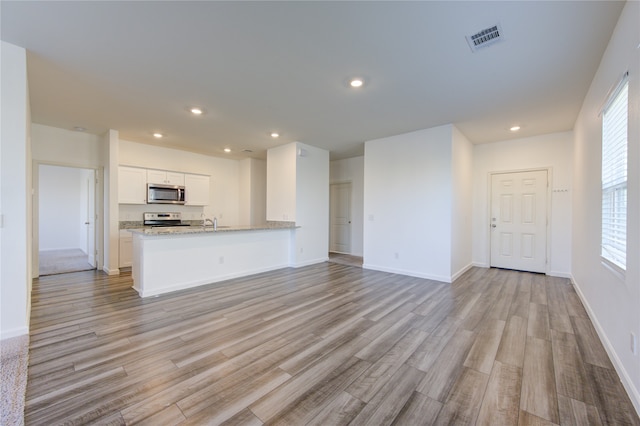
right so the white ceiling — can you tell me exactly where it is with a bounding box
[1,1,625,160]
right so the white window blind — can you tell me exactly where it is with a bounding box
[601,74,628,270]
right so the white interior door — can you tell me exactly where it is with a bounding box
[86,171,96,267]
[330,182,352,253]
[490,170,547,273]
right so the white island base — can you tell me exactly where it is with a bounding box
[131,227,295,297]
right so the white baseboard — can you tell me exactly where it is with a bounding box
[451,263,474,282]
[291,257,329,268]
[103,266,120,276]
[548,270,572,278]
[571,274,640,417]
[362,263,451,283]
[1,327,29,341]
[472,261,489,268]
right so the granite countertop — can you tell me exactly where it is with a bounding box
[128,221,297,236]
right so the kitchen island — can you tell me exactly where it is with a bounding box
[130,223,297,297]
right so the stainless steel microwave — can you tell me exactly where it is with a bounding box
[147,183,185,204]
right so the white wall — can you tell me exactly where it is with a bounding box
[119,139,241,225]
[363,124,454,282]
[249,159,267,225]
[39,165,85,251]
[451,127,473,279]
[32,124,103,167]
[1,42,32,340]
[266,143,297,222]
[239,158,267,226]
[472,131,573,277]
[330,156,364,257]
[572,1,640,411]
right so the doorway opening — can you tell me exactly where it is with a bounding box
[36,164,97,276]
[329,182,352,254]
[329,182,362,267]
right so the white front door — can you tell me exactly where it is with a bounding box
[86,171,96,267]
[490,170,547,273]
[330,182,351,253]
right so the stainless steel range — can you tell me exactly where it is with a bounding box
[143,212,190,227]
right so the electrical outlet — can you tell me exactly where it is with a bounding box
[631,332,637,355]
[299,247,304,254]
[219,256,224,264]
[394,252,399,259]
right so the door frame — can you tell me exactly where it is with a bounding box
[32,160,104,278]
[487,167,553,274]
[329,180,352,254]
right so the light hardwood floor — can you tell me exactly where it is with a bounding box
[26,264,639,425]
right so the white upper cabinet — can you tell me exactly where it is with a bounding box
[185,174,210,206]
[118,166,147,204]
[147,169,185,186]
[119,166,209,205]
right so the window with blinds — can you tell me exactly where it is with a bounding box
[601,74,628,271]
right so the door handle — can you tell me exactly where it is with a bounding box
[491,224,496,228]
[85,222,90,225]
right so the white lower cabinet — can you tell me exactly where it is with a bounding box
[119,230,133,268]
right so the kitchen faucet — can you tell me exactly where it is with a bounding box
[201,213,217,230]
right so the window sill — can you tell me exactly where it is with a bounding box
[601,256,626,283]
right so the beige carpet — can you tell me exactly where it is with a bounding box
[39,248,94,276]
[1,335,29,426]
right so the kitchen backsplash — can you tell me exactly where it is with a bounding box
[119,203,207,222]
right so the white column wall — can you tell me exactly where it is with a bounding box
[239,158,267,226]
[105,130,120,274]
[451,126,473,280]
[472,131,573,277]
[572,1,640,412]
[363,124,453,282]
[266,143,297,222]
[293,142,329,266]
[0,42,31,340]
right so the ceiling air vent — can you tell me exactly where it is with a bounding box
[466,23,503,52]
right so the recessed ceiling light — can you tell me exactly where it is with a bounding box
[270,132,280,138]
[349,78,364,88]
[223,148,231,153]
[190,107,204,115]
[510,126,521,132]
[153,132,163,138]
[73,126,86,132]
